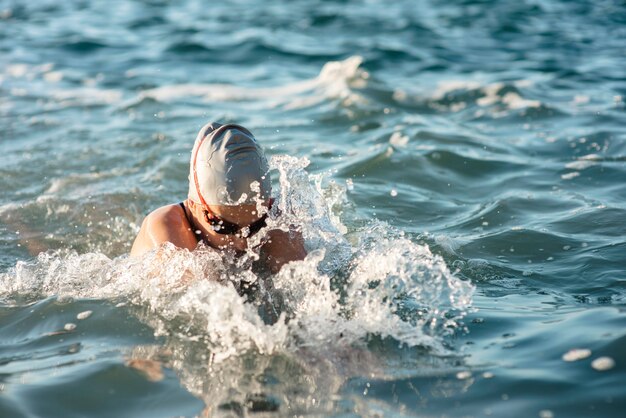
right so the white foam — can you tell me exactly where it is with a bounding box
[501,92,540,109]
[0,155,474,362]
[43,71,63,83]
[432,80,482,100]
[389,131,409,147]
[456,371,472,380]
[565,154,601,171]
[591,356,615,371]
[561,172,580,180]
[562,348,591,361]
[137,56,369,111]
[77,310,92,320]
[6,63,31,78]
[433,79,541,111]
[50,87,122,105]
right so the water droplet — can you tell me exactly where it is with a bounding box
[390,189,398,197]
[456,371,472,380]
[482,372,494,379]
[77,310,92,320]
[562,348,591,362]
[64,323,77,331]
[591,356,615,371]
[539,410,554,418]
[561,172,580,180]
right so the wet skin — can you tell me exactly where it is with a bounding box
[130,199,306,273]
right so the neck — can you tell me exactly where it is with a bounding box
[183,199,211,244]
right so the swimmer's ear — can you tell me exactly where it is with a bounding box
[203,211,210,223]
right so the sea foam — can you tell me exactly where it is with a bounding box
[0,155,474,362]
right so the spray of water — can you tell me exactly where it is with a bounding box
[0,155,474,363]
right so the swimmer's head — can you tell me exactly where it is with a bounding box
[188,122,271,206]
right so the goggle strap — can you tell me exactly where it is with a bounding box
[191,127,218,218]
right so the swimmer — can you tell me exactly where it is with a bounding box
[130,122,306,273]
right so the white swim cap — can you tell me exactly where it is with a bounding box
[188,122,271,206]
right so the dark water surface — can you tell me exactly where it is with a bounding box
[1,0,625,417]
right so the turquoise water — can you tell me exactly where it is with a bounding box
[1,0,626,416]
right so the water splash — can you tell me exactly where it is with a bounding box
[0,155,474,362]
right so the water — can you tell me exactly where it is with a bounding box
[1,0,625,416]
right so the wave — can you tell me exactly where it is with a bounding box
[166,36,344,62]
[9,55,565,123]
[132,56,370,112]
[425,79,567,119]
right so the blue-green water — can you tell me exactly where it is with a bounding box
[1,0,626,417]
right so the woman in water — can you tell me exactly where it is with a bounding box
[130,122,306,273]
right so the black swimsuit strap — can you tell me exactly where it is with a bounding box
[179,201,200,240]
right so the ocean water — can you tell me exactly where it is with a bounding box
[1,0,625,417]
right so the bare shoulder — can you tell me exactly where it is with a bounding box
[130,204,197,257]
[146,204,186,227]
[262,228,307,273]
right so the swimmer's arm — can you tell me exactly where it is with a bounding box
[130,205,197,258]
[261,229,307,273]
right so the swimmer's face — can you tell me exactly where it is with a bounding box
[203,203,269,251]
